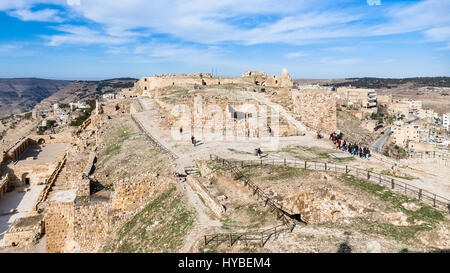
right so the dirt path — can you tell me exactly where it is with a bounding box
[133,99,222,252]
[178,181,221,252]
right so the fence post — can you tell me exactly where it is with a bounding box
[367,171,370,180]
[391,179,394,189]
[241,161,244,168]
[324,163,327,171]
[204,235,207,246]
[433,195,436,207]
[284,158,286,166]
[229,233,232,246]
[345,165,348,174]
[405,184,407,194]
[418,189,422,200]
[305,161,307,169]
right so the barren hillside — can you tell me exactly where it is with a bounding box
[0,78,70,118]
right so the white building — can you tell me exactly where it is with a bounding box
[409,100,422,111]
[443,113,450,131]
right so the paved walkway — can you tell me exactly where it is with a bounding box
[0,185,45,246]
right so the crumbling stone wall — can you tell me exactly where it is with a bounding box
[291,89,337,133]
[187,175,225,217]
[72,202,112,253]
[4,214,44,247]
[111,174,172,211]
[5,137,34,162]
[45,201,75,253]
[10,162,58,186]
[132,70,293,96]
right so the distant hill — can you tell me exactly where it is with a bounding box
[319,77,450,89]
[0,78,70,118]
[0,78,137,118]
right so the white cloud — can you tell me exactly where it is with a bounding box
[284,52,308,58]
[2,0,450,50]
[326,46,358,52]
[9,8,63,22]
[43,25,132,46]
[67,0,81,6]
[425,26,450,42]
[367,0,381,6]
[321,58,362,65]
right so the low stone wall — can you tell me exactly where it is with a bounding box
[187,175,225,217]
[111,174,172,211]
[4,214,44,247]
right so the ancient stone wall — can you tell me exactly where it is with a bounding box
[77,178,90,198]
[6,137,34,162]
[187,175,225,217]
[72,202,112,253]
[111,174,172,212]
[45,201,75,253]
[29,132,73,145]
[132,70,293,96]
[291,89,337,133]
[10,162,58,187]
[3,215,44,247]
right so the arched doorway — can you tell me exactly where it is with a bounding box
[22,173,30,185]
[38,138,45,144]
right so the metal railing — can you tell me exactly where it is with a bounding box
[204,224,291,247]
[212,155,303,226]
[211,155,450,213]
[131,114,179,160]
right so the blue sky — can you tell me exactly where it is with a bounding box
[0,0,449,80]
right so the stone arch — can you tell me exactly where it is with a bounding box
[22,173,30,185]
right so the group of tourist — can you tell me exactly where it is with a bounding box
[329,132,371,159]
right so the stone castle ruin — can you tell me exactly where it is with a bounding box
[132,70,294,96]
[0,69,344,252]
